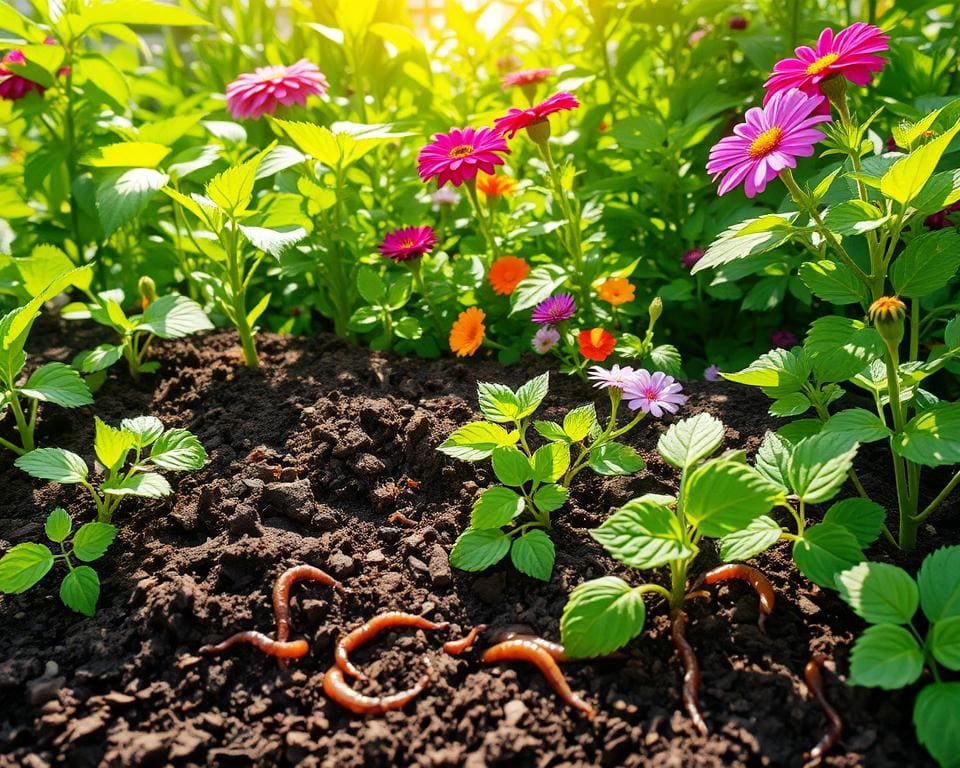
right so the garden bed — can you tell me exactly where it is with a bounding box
[0,324,946,767]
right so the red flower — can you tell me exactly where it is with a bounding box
[494,92,580,139]
[578,328,616,362]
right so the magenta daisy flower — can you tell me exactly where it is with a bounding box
[0,50,45,101]
[588,365,638,390]
[501,68,553,89]
[494,92,580,139]
[681,248,704,270]
[706,88,831,198]
[417,127,509,188]
[531,294,576,325]
[531,326,561,354]
[378,226,438,262]
[764,23,889,103]
[623,370,687,418]
[226,59,328,120]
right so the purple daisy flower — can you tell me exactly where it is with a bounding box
[623,370,687,418]
[531,293,576,325]
[588,365,638,390]
[531,326,561,354]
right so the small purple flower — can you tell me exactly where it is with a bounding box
[623,370,687,418]
[771,329,799,349]
[531,326,560,354]
[531,293,576,325]
[588,364,638,390]
[682,248,704,270]
[704,364,721,382]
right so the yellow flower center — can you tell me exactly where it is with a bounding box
[400,238,415,248]
[448,144,474,158]
[805,53,839,75]
[589,328,604,346]
[748,127,783,158]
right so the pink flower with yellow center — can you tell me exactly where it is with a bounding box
[764,23,889,104]
[706,88,831,198]
[501,67,553,89]
[417,127,510,188]
[494,92,580,139]
[378,226,438,262]
[226,60,328,120]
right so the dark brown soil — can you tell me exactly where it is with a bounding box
[0,324,952,768]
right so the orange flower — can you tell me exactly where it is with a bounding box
[578,328,616,361]
[476,172,518,197]
[450,307,486,357]
[488,256,530,296]
[598,277,635,306]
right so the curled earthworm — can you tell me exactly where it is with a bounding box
[804,655,843,764]
[491,630,568,661]
[199,631,309,659]
[481,638,595,718]
[693,563,775,632]
[443,624,487,655]
[273,564,347,643]
[671,610,708,736]
[323,657,433,715]
[336,611,450,680]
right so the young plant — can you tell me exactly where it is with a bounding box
[836,546,960,768]
[15,416,207,523]
[349,265,421,350]
[559,413,784,729]
[65,277,212,381]
[0,508,116,616]
[438,369,683,581]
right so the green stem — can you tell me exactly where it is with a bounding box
[909,299,920,363]
[668,560,688,610]
[464,181,501,260]
[882,342,915,548]
[913,468,960,524]
[637,583,672,603]
[9,395,34,452]
[226,220,258,369]
[63,43,83,254]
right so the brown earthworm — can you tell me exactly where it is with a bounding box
[804,654,843,764]
[335,611,450,680]
[273,564,346,643]
[492,631,569,661]
[671,610,708,736]
[694,563,775,631]
[199,631,309,659]
[443,624,488,655]
[323,658,432,715]
[481,638,595,718]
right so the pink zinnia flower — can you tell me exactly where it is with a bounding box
[378,226,438,262]
[417,127,509,188]
[494,92,580,139]
[0,50,45,102]
[706,88,831,198]
[623,370,687,418]
[226,59,328,120]
[764,23,889,103]
[531,294,576,325]
[589,365,638,390]
[532,326,560,354]
[682,248,704,270]
[501,68,553,89]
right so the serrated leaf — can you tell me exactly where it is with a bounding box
[72,522,117,562]
[822,199,888,235]
[804,315,884,383]
[238,225,307,257]
[917,545,960,622]
[684,460,783,537]
[792,522,864,588]
[15,448,88,484]
[60,566,100,616]
[530,441,570,483]
[148,429,207,471]
[477,381,521,423]
[471,487,524,529]
[823,498,886,548]
[914,683,960,768]
[560,576,647,658]
[516,373,549,419]
[20,362,93,408]
[590,499,690,569]
[120,416,164,448]
[449,527,511,571]
[510,529,555,581]
[94,416,135,470]
[534,420,569,443]
[820,408,892,447]
[657,412,724,470]
[139,295,212,338]
[588,442,644,476]
[44,507,71,543]
[836,562,919,624]
[881,120,960,207]
[931,616,960,671]
[533,483,567,513]
[787,433,858,503]
[849,624,924,689]
[437,422,516,461]
[719,515,782,561]
[101,472,172,498]
[96,168,169,237]
[893,402,960,467]
[0,543,54,593]
[890,230,960,299]
[798,259,867,305]
[563,404,596,442]
[510,264,568,314]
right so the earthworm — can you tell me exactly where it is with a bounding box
[336,612,450,680]
[388,511,418,527]
[491,630,568,661]
[481,638,595,718]
[199,631,309,659]
[323,658,433,715]
[804,655,843,764]
[443,624,487,655]
[694,563,775,631]
[273,564,346,643]
[671,610,708,736]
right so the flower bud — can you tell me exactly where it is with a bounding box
[648,296,663,328]
[819,74,847,111]
[138,276,158,310]
[524,118,551,146]
[868,296,906,347]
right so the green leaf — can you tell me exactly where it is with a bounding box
[120,416,165,448]
[822,199,889,236]
[437,422,516,461]
[754,431,793,489]
[792,522,865,588]
[15,448,88,484]
[560,576,647,658]
[44,508,72,543]
[20,362,93,408]
[449,528,511,572]
[139,295,212,338]
[890,231,960,299]
[657,412,725,470]
[563,404,597,442]
[684,460,783,537]
[17,243,91,297]
[205,145,272,215]
[914,683,960,768]
[798,259,867,305]
[533,421,568,443]
[533,483,568,513]
[836,562,919,624]
[881,120,960,207]
[82,141,170,168]
[510,264,568,313]
[477,381,522,423]
[822,498,886,548]
[917,545,960,622]
[691,213,796,273]
[470,487,524,529]
[148,429,207,471]
[849,624,924,689]
[722,348,810,396]
[787,433,858,503]
[530,442,570,483]
[94,417,135,471]
[60,566,100,617]
[820,408,892,446]
[893,403,960,467]
[590,499,690,569]
[491,446,532,486]
[588,442,645,476]
[73,0,210,31]
[245,293,271,329]
[510,529,555,581]
[0,543,54,594]
[719,515,782,561]
[804,315,884,382]
[101,472,172,498]
[515,373,550,419]
[72,522,117,562]
[238,225,307,257]
[769,392,811,417]
[96,168,169,237]
[931,616,960,671]
[74,344,124,373]
[356,266,385,304]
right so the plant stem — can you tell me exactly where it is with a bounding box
[226,220,258,368]
[62,42,83,255]
[881,341,915,548]
[9,395,34,452]
[464,180,501,260]
[913,468,960,524]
